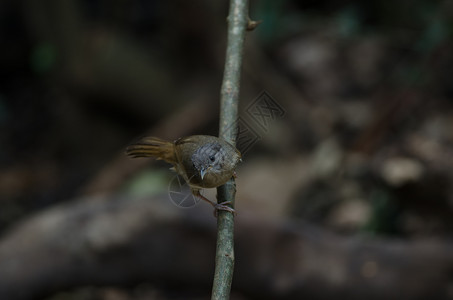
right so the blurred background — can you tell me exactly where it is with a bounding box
[1,0,453,299]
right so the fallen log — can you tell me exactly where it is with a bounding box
[0,194,451,299]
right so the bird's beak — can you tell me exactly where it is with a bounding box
[200,166,212,180]
[200,168,207,180]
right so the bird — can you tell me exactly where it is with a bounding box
[126,135,241,214]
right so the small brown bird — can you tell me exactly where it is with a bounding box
[126,135,241,213]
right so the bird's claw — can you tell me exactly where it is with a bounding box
[194,192,236,217]
[213,201,236,217]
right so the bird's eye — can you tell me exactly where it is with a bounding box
[209,155,215,162]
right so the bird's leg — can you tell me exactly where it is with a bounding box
[193,191,235,216]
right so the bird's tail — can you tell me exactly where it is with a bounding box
[126,137,176,164]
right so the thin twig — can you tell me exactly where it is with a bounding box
[212,0,249,299]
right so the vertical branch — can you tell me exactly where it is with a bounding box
[212,0,249,299]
